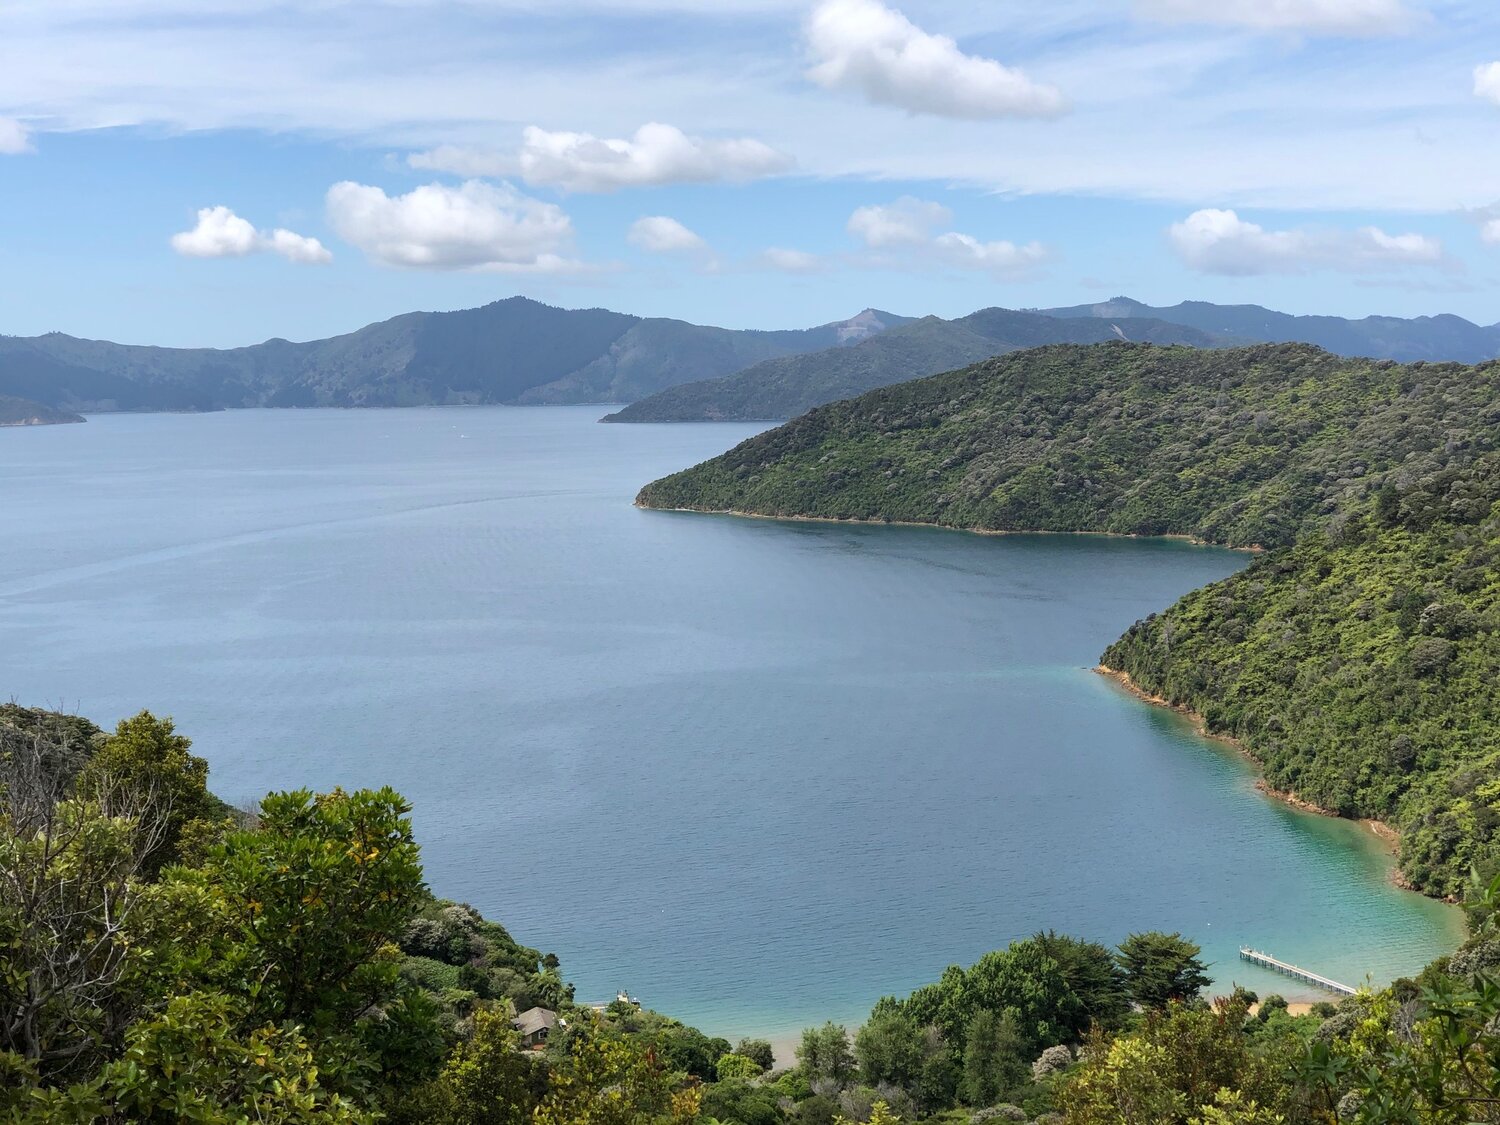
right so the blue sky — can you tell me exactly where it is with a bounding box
[1,0,1498,347]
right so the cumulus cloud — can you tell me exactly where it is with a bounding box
[1479,218,1500,245]
[1476,62,1500,107]
[847,197,952,247]
[0,117,34,154]
[326,179,578,271]
[1168,208,1445,275]
[932,231,1050,273]
[756,248,824,273]
[514,122,791,192]
[1138,0,1415,35]
[806,0,1066,119]
[848,197,1049,277]
[171,206,332,264]
[627,215,708,254]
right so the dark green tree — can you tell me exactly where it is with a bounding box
[1117,932,1211,1010]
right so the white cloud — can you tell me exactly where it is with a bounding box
[1168,208,1445,274]
[932,231,1050,273]
[806,0,1066,119]
[264,227,336,264]
[1480,218,1500,245]
[847,197,952,247]
[627,215,708,254]
[757,247,824,273]
[848,197,1049,277]
[325,179,578,271]
[1475,62,1500,106]
[170,205,332,264]
[0,117,33,154]
[1138,0,1415,35]
[516,122,791,192]
[407,144,514,178]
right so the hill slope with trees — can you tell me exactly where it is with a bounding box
[638,342,1500,894]
[603,310,1233,422]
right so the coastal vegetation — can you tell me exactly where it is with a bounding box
[637,342,1500,894]
[7,700,1500,1123]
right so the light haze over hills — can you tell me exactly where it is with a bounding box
[3,294,1499,420]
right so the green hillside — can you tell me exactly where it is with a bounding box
[639,342,1500,892]
[603,309,1232,422]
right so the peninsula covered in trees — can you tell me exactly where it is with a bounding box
[637,342,1500,896]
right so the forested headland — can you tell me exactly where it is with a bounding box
[7,700,1500,1124]
[637,342,1500,897]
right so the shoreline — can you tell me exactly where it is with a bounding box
[1094,664,1435,898]
[638,504,1265,553]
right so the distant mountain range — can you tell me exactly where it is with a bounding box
[0,299,911,414]
[602,309,1233,422]
[3,294,1497,422]
[1036,297,1500,365]
[607,297,1500,423]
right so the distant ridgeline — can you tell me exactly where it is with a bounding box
[638,342,1500,896]
[5,293,1500,419]
[0,299,912,413]
[605,296,1500,423]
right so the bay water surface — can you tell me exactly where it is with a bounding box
[0,406,1461,1040]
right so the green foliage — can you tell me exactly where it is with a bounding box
[856,1009,927,1088]
[386,1008,547,1125]
[716,1051,764,1080]
[1057,997,1287,1125]
[961,1010,1028,1108]
[76,710,224,873]
[736,1037,776,1071]
[799,1022,856,1084]
[1117,933,1212,1010]
[197,786,426,1028]
[101,990,374,1124]
[702,1078,784,1125]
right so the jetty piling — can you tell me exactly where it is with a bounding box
[1238,947,1356,996]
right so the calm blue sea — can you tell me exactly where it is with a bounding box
[0,406,1461,1040]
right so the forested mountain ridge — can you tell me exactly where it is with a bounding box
[638,342,1500,893]
[0,298,906,413]
[603,308,1235,422]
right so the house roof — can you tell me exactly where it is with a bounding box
[512,1007,559,1036]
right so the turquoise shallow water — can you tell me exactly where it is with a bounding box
[0,406,1462,1040]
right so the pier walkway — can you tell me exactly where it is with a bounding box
[1238,948,1356,996]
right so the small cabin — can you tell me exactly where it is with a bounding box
[512,1006,559,1048]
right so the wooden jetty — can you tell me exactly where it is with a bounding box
[1239,947,1356,996]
